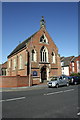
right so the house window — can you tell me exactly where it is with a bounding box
[61,62,64,66]
[76,61,80,72]
[40,34,48,43]
[52,51,56,64]
[72,62,74,72]
[72,62,74,67]
[2,69,6,76]
[40,46,48,62]
[62,72,64,74]
[19,55,23,69]
[31,49,37,62]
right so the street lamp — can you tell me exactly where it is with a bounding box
[29,37,33,87]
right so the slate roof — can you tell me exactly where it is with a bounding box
[2,62,7,69]
[61,56,74,67]
[0,62,7,69]
[7,31,38,58]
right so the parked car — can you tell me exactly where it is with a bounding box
[48,76,69,88]
[69,76,80,85]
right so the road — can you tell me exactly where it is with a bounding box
[1,84,80,118]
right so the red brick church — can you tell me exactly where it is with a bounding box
[7,16,61,84]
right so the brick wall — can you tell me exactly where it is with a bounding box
[0,76,33,88]
[32,76,40,85]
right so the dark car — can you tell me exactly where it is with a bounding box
[69,76,80,85]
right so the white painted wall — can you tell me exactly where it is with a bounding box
[61,66,69,76]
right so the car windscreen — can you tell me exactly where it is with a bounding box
[51,77,58,81]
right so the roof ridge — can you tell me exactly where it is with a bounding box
[64,56,74,58]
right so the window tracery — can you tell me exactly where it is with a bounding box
[40,46,48,62]
[40,34,48,44]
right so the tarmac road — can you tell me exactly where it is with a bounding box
[1,84,80,119]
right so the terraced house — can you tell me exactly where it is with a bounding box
[69,55,80,74]
[7,17,61,85]
[61,55,80,76]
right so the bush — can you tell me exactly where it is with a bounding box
[70,73,80,76]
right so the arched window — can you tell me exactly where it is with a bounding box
[19,55,23,69]
[31,49,37,62]
[13,58,16,70]
[52,51,56,63]
[8,60,11,68]
[40,34,48,43]
[40,46,48,62]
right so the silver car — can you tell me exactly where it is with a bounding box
[48,76,69,88]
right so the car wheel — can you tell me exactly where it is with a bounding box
[56,84,59,88]
[74,81,77,85]
[66,83,69,87]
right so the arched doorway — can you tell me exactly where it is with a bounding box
[41,66,47,83]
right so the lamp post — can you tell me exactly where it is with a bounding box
[29,37,33,87]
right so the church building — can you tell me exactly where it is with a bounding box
[7,16,61,84]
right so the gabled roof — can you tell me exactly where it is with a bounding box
[60,57,64,61]
[61,56,74,66]
[2,62,7,69]
[7,31,38,58]
[71,55,80,62]
[71,57,77,62]
[7,25,58,58]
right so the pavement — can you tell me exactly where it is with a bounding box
[0,83,48,92]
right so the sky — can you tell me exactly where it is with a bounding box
[1,2,78,64]
[0,2,2,64]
